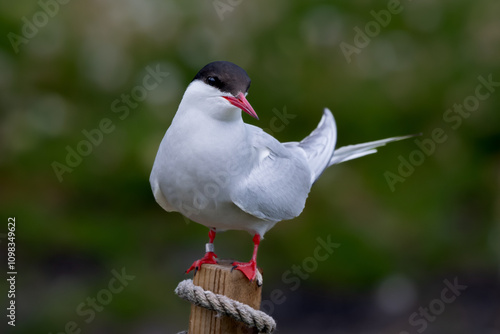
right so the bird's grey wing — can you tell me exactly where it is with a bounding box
[283,108,337,184]
[230,126,312,222]
[328,134,417,166]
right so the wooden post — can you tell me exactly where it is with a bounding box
[188,260,262,334]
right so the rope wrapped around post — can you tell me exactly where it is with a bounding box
[175,279,276,334]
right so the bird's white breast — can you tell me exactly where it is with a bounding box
[150,106,273,234]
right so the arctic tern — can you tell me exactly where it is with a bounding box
[150,61,412,282]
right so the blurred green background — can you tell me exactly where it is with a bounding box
[1,0,499,333]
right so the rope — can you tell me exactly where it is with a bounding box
[175,279,276,334]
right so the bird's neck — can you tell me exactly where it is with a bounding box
[169,103,249,149]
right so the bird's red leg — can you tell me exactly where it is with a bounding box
[186,228,218,275]
[231,234,261,281]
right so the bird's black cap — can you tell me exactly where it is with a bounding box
[192,61,251,96]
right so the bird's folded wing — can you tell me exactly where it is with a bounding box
[150,178,177,212]
[230,126,311,222]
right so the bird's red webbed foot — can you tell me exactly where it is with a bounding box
[231,234,261,283]
[185,228,218,275]
[185,251,218,275]
[231,259,257,281]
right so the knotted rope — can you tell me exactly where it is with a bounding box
[175,279,276,334]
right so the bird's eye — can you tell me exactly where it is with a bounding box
[206,76,221,88]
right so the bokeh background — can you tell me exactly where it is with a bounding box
[1,0,500,333]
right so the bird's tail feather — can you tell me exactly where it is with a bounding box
[328,134,418,166]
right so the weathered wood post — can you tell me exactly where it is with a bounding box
[188,260,262,334]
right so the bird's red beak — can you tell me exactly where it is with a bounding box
[223,92,259,120]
